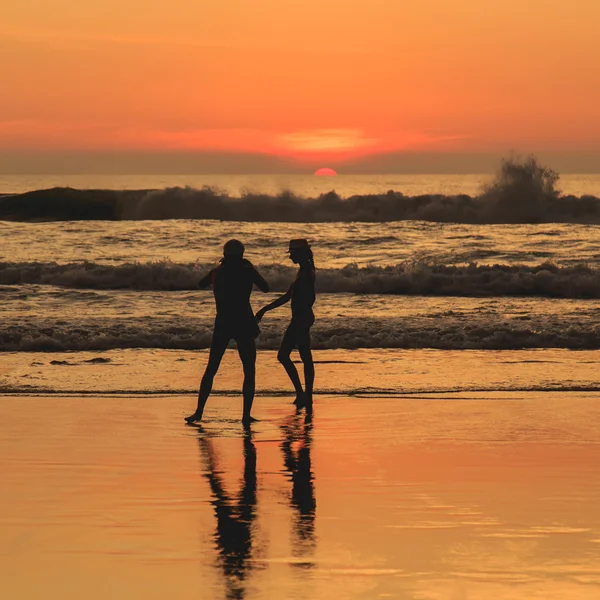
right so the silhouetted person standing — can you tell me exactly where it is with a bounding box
[256,239,315,412]
[186,240,269,424]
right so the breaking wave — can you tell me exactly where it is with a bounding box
[1,318,598,351]
[2,260,599,298]
[2,185,600,224]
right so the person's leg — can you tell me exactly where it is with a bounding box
[278,324,305,403]
[185,332,230,422]
[297,327,314,410]
[236,336,257,424]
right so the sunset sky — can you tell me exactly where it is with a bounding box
[2,0,600,172]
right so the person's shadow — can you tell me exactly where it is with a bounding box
[281,414,316,566]
[198,429,258,600]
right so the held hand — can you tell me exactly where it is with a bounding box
[255,308,266,323]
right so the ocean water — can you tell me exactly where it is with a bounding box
[1,174,599,358]
[3,173,600,223]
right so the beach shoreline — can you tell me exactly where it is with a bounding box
[2,348,599,396]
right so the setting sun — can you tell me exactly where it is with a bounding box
[314,168,337,176]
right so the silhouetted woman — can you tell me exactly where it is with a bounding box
[186,239,269,425]
[256,239,315,411]
[281,414,316,564]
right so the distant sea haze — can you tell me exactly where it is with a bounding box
[1,173,600,223]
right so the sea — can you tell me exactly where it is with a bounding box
[1,172,599,394]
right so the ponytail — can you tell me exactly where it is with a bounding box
[301,248,315,271]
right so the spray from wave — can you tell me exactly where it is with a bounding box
[2,156,600,224]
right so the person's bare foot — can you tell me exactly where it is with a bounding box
[242,415,259,426]
[185,411,203,423]
[293,392,307,407]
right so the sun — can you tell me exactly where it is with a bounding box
[314,167,337,176]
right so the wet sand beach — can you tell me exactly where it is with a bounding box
[2,355,600,599]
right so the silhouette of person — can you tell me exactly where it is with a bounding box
[186,239,269,424]
[256,239,315,411]
[198,430,258,600]
[281,414,316,564]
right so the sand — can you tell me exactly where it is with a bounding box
[3,384,600,599]
[2,348,599,396]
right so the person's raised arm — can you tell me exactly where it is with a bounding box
[252,267,270,293]
[197,270,214,290]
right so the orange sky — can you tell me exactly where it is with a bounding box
[2,0,600,171]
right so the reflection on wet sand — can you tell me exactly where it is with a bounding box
[4,394,600,599]
[198,430,258,600]
[197,414,318,596]
[281,414,316,566]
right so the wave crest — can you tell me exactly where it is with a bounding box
[2,319,598,351]
[2,260,599,298]
[2,185,600,223]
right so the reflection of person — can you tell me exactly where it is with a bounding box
[199,431,257,599]
[186,239,269,424]
[256,239,315,411]
[281,415,316,561]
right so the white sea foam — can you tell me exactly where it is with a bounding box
[2,314,598,352]
[2,260,599,298]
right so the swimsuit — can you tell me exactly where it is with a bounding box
[284,266,316,344]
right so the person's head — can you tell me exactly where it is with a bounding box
[223,239,245,260]
[288,238,314,266]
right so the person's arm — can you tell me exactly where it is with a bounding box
[197,269,214,290]
[252,267,270,293]
[255,289,291,322]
